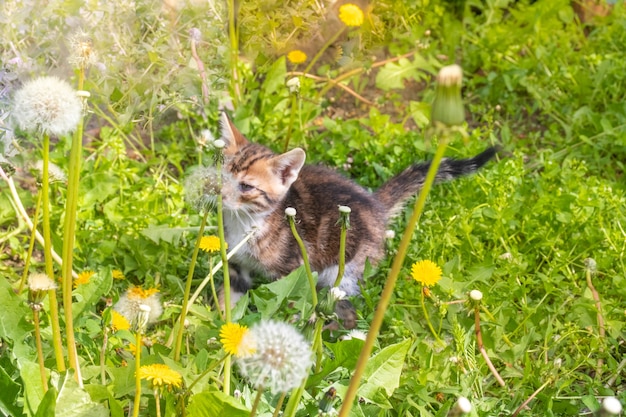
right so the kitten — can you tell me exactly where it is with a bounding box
[218,113,496,316]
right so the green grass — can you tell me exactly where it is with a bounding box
[1,0,625,416]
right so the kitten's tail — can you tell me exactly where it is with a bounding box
[374,147,498,218]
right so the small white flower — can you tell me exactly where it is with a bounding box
[469,290,483,301]
[498,252,513,261]
[285,207,297,217]
[13,76,83,137]
[213,139,225,149]
[384,230,395,239]
[340,329,367,341]
[184,166,221,212]
[454,397,472,413]
[338,205,351,214]
[235,320,313,393]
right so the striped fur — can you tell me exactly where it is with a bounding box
[218,113,497,307]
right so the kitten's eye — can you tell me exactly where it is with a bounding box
[239,182,255,192]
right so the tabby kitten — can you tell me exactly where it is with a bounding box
[219,113,496,305]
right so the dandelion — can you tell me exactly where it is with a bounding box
[219,322,255,356]
[114,286,162,325]
[12,76,82,137]
[338,4,364,27]
[199,235,223,253]
[112,270,125,280]
[469,289,483,301]
[235,320,313,393]
[184,166,221,212]
[27,273,56,307]
[74,270,94,288]
[286,77,300,94]
[287,50,307,64]
[33,160,66,183]
[410,260,442,287]
[111,310,131,332]
[340,329,367,341]
[138,364,183,390]
[68,31,97,69]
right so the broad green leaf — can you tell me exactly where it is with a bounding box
[187,390,249,417]
[308,338,365,387]
[140,225,199,244]
[20,360,45,416]
[54,372,109,417]
[358,339,411,405]
[375,55,436,91]
[250,267,315,318]
[34,386,57,417]
[0,278,35,362]
[73,269,113,319]
[408,101,431,129]
[262,56,286,97]
[0,364,24,417]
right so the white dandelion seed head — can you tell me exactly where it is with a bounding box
[455,397,472,413]
[34,160,66,183]
[12,76,82,137]
[602,397,622,415]
[27,273,57,292]
[189,28,202,43]
[330,287,346,301]
[469,290,483,301]
[113,290,162,326]
[184,166,222,212]
[235,320,313,393]
[68,31,98,69]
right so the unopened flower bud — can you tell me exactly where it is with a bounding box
[431,64,464,127]
[601,397,622,415]
[286,77,300,94]
[213,139,225,149]
[285,207,297,217]
[469,289,483,301]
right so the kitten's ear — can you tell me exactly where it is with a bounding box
[220,112,248,154]
[271,148,306,187]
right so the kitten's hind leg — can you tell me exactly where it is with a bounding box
[217,265,252,309]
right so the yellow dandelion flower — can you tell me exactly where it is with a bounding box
[138,364,183,390]
[199,235,223,253]
[74,270,94,288]
[111,310,130,332]
[128,286,160,299]
[112,269,125,280]
[287,50,307,64]
[220,322,256,357]
[410,260,442,287]
[339,3,364,27]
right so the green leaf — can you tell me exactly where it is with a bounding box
[34,386,57,417]
[262,56,286,97]
[20,360,45,416]
[358,339,411,405]
[187,390,249,417]
[73,269,113,319]
[375,55,436,91]
[140,225,199,244]
[0,364,24,417]
[0,278,35,362]
[54,372,109,417]
[307,338,365,387]
[250,266,315,318]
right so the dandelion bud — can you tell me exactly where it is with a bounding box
[584,258,597,274]
[469,289,483,301]
[330,287,346,301]
[600,397,622,415]
[384,230,395,239]
[213,139,225,149]
[338,205,351,214]
[431,64,464,127]
[189,28,202,43]
[285,207,297,217]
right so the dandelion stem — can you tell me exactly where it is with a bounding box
[41,133,66,372]
[132,332,143,417]
[208,257,223,320]
[473,303,506,387]
[61,70,87,387]
[155,389,162,417]
[511,379,551,417]
[174,211,210,361]
[185,354,227,394]
[338,138,449,417]
[215,149,232,394]
[190,37,210,105]
[227,0,241,106]
[283,93,298,153]
[585,265,605,376]
[249,386,264,417]
[32,309,48,392]
[17,190,42,294]
[420,287,443,343]
[272,392,287,417]
[100,326,108,385]
[286,214,317,307]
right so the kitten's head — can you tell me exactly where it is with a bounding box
[219,113,306,215]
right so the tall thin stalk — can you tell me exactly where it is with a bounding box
[41,133,66,372]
